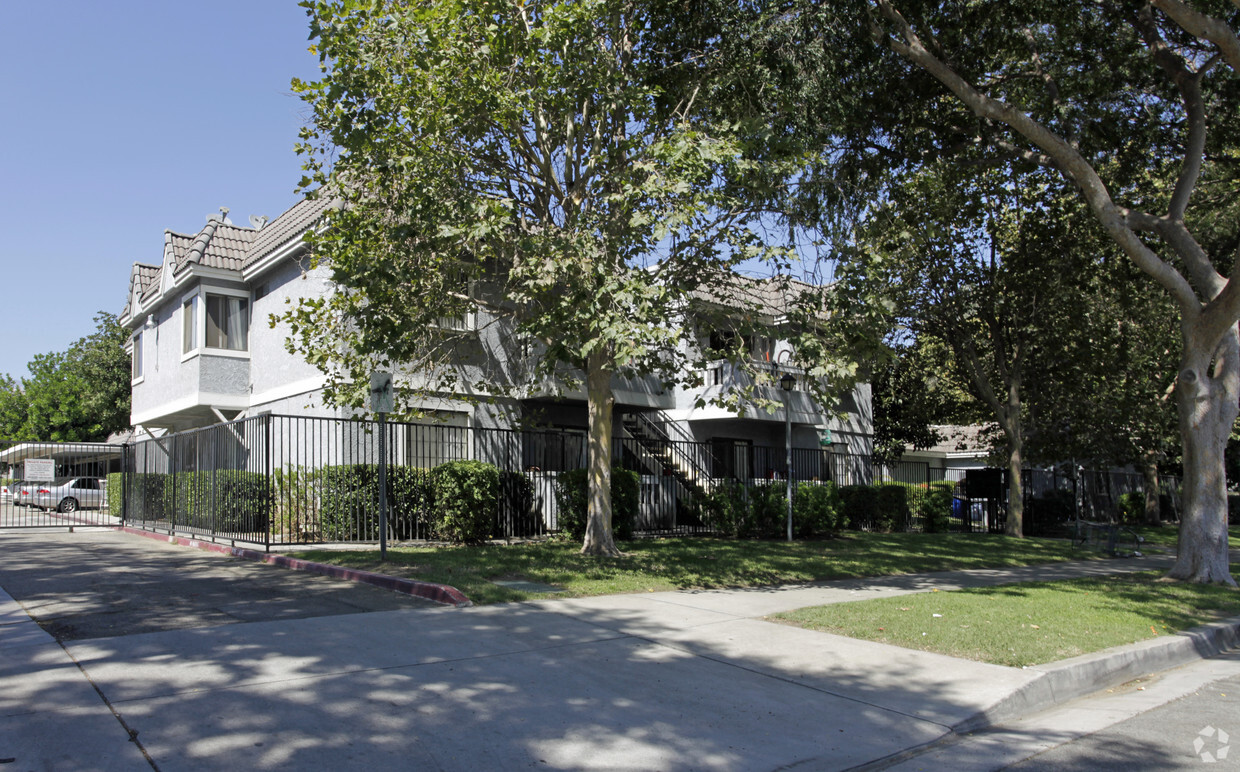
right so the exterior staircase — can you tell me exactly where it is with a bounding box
[619,412,712,500]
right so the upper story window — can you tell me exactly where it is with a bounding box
[206,295,249,351]
[707,329,773,362]
[131,332,143,381]
[181,289,249,359]
[182,296,197,355]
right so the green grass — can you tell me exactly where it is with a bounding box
[287,532,1082,605]
[774,567,1240,668]
[1129,523,1240,550]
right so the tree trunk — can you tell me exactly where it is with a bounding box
[1142,450,1161,526]
[581,349,620,557]
[1168,334,1238,585]
[1005,420,1024,538]
[1002,376,1024,538]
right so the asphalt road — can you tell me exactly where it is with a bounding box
[1007,669,1240,770]
[0,528,437,640]
[884,649,1240,771]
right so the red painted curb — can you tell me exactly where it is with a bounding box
[120,527,472,607]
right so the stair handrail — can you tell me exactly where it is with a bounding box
[627,412,713,487]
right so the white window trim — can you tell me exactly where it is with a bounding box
[432,280,478,332]
[181,286,252,361]
[181,290,200,362]
[129,333,144,385]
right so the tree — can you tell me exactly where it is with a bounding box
[1,313,131,443]
[286,0,808,555]
[870,0,1240,584]
[1022,254,1182,525]
[840,163,1104,535]
[783,0,1238,583]
[0,375,28,440]
[870,332,979,466]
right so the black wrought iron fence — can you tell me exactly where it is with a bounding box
[114,414,1183,548]
[0,439,122,528]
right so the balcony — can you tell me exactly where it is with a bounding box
[691,360,827,425]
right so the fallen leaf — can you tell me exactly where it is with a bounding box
[1030,624,1040,629]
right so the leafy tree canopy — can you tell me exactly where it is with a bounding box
[1,312,131,442]
[285,0,828,554]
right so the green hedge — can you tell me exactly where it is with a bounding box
[919,481,956,533]
[793,481,843,538]
[112,471,270,533]
[837,484,911,532]
[699,480,749,537]
[554,467,638,541]
[839,485,878,530]
[185,471,271,533]
[318,464,434,541]
[430,460,499,544]
[107,472,124,519]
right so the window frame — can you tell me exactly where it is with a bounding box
[181,293,198,359]
[181,287,251,360]
[130,331,144,384]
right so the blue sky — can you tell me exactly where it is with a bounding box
[0,2,321,380]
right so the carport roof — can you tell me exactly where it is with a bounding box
[0,442,123,466]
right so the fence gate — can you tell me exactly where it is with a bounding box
[0,439,125,530]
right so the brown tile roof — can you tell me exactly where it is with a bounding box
[688,274,818,317]
[133,263,160,293]
[244,195,333,269]
[171,219,257,274]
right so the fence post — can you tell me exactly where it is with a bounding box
[378,414,388,560]
[121,443,129,526]
[265,414,273,553]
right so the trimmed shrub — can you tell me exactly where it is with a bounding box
[699,479,749,537]
[125,473,173,521]
[107,472,124,519]
[839,485,879,531]
[431,460,500,544]
[919,481,955,533]
[553,467,638,541]
[747,483,788,539]
[793,481,842,538]
[319,464,433,542]
[181,471,272,534]
[875,484,909,532]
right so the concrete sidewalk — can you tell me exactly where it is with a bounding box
[0,534,1236,771]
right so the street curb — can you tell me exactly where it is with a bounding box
[119,527,473,608]
[955,613,1240,734]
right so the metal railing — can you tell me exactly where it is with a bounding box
[0,439,124,529]
[111,415,1185,548]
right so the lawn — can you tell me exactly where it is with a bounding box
[773,567,1240,668]
[1129,523,1240,550]
[288,532,1082,605]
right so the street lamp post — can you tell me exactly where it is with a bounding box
[779,370,796,542]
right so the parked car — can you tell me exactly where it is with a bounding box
[0,482,20,502]
[28,478,106,513]
[11,482,37,507]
